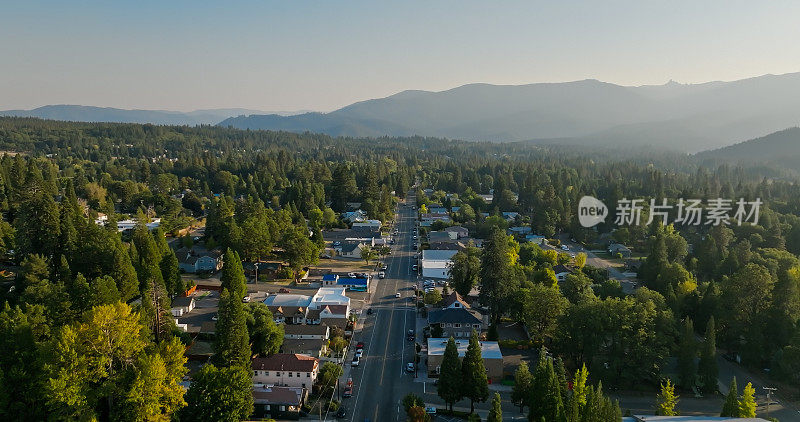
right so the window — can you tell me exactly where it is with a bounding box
[253,371,258,376]
[297,372,300,377]
[289,372,293,377]
[446,323,451,327]
[306,373,310,377]
[454,323,461,328]
[276,372,281,376]
[264,371,269,376]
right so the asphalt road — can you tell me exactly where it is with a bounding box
[345,193,419,422]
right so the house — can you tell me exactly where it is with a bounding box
[608,243,632,258]
[310,287,351,313]
[251,354,319,389]
[420,213,452,224]
[336,241,369,259]
[553,264,573,281]
[321,274,339,286]
[323,227,381,242]
[170,296,195,317]
[508,226,532,236]
[478,194,493,203]
[426,337,503,381]
[351,220,382,230]
[428,241,467,251]
[444,225,469,239]
[427,292,486,339]
[322,317,351,337]
[428,231,458,243]
[264,294,313,324]
[502,212,520,222]
[280,338,328,357]
[525,234,546,245]
[283,324,330,340]
[176,247,223,273]
[421,249,458,279]
[428,207,448,214]
[252,386,306,420]
[243,261,287,280]
[341,210,367,223]
[112,218,161,233]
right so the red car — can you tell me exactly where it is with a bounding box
[356,342,364,350]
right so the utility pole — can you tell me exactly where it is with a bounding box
[763,387,777,419]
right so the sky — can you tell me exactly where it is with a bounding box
[2,0,800,112]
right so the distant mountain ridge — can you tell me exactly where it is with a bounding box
[695,127,800,176]
[0,105,307,126]
[220,72,800,152]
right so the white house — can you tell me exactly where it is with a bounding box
[310,287,350,312]
[170,296,195,317]
[351,220,382,230]
[251,354,319,390]
[421,249,458,279]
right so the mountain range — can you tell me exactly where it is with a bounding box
[695,126,800,176]
[219,73,800,153]
[0,105,306,126]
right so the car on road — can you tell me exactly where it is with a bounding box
[407,329,415,341]
[395,292,401,298]
[425,406,437,414]
[332,241,341,246]
[354,349,363,358]
[561,245,570,251]
[335,407,347,418]
[381,264,388,270]
[211,313,218,321]
[343,387,352,398]
[366,308,373,315]
[406,362,415,373]
[356,341,364,349]
[279,288,291,293]
[413,235,417,240]
[378,271,385,279]
[411,264,418,271]
[351,356,360,366]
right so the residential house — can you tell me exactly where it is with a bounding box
[264,294,313,324]
[420,213,452,225]
[310,287,351,313]
[608,243,632,258]
[502,212,520,222]
[477,194,493,203]
[427,292,486,338]
[176,246,223,273]
[444,225,469,239]
[336,241,369,259]
[170,296,195,317]
[524,234,546,245]
[553,264,573,281]
[341,210,367,223]
[507,226,532,237]
[428,207,448,214]
[428,231,458,243]
[251,354,319,389]
[351,220,382,230]
[321,274,339,286]
[323,227,381,242]
[336,277,369,291]
[281,326,329,357]
[426,337,503,381]
[428,241,467,251]
[421,249,458,279]
[252,386,306,420]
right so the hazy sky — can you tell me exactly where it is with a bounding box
[2,1,800,112]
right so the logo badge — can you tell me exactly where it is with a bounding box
[578,196,608,228]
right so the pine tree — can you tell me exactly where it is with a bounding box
[720,377,738,417]
[543,359,564,421]
[698,317,719,394]
[656,379,679,416]
[160,247,182,297]
[437,337,463,411]
[677,318,697,391]
[221,249,247,300]
[460,330,489,414]
[487,392,503,422]
[554,357,568,402]
[529,347,550,421]
[573,364,589,407]
[512,361,532,412]
[213,288,251,368]
[738,382,756,418]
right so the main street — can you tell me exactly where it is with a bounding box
[346,192,419,422]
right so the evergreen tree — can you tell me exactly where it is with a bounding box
[573,364,589,407]
[720,377,739,417]
[460,330,489,413]
[213,288,251,368]
[698,317,719,394]
[181,364,253,421]
[221,249,247,300]
[738,382,756,418]
[479,228,518,322]
[512,361,532,413]
[437,337,463,411]
[656,379,679,416]
[529,347,550,421]
[677,318,697,391]
[487,392,503,422]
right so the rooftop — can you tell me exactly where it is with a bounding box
[426,338,502,360]
[422,249,458,262]
[263,294,313,308]
[251,353,318,372]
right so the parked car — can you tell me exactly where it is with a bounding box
[378,271,385,279]
[395,292,401,298]
[351,357,360,367]
[356,341,365,349]
[366,308,373,315]
[411,264,418,271]
[242,295,252,303]
[561,245,570,251]
[343,387,352,398]
[279,288,291,293]
[335,407,347,418]
[407,329,415,341]
[406,362,415,373]
[381,264,388,270]
[355,349,363,358]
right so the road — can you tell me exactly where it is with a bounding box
[345,192,419,422]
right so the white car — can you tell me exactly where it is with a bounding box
[242,295,252,303]
[355,349,363,358]
[561,245,570,251]
[395,292,401,298]
[378,271,386,279]
[406,362,415,373]
[351,357,360,367]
